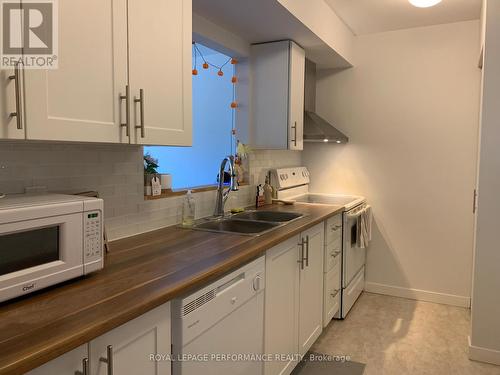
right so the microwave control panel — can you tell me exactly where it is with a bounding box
[84,211,102,263]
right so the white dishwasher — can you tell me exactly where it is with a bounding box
[171,256,265,375]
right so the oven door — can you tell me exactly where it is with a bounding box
[342,204,367,287]
[0,206,84,302]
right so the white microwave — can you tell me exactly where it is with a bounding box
[0,194,104,302]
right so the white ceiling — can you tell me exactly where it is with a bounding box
[325,0,481,35]
[193,0,352,68]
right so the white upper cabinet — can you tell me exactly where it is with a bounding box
[128,0,192,146]
[288,42,305,151]
[0,0,24,140]
[0,68,24,139]
[23,0,129,143]
[251,40,305,150]
[14,0,191,145]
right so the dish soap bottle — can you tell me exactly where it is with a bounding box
[182,190,195,227]
[263,176,273,205]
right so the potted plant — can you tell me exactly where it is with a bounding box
[144,153,159,195]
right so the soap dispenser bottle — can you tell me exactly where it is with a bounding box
[182,190,195,227]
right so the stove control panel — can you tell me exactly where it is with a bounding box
[270,167,310,190]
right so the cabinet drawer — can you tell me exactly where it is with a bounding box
[323,263,341,327]
[324,237,341,272]
[326,214,342,244]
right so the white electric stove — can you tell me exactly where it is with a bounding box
[269,167,367,319]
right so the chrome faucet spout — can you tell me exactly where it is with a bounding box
[214,156,239,216]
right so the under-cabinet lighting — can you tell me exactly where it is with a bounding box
[408,0,441,8]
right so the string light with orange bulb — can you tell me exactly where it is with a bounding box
[192,42,240,110]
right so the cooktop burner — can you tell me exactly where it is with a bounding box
[269,167,366,211]
[293,194,365,210]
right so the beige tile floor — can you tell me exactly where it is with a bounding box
[312,292,500,375]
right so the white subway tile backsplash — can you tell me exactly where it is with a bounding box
[0,141,301,240]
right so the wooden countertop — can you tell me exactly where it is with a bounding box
[0,203,343,374]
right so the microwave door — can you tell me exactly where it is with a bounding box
[0,212,84,301]
[0,226,60,276]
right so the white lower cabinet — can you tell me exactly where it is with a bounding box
[264,235,301,375]
[323,263,341,327]
[91,303,171,375]
[27,303,171,375]
[323,214,342,327]
[27,345,89,375]
[298,224,325,356]
[264,223,324,375]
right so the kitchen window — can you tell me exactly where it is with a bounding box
[144,44,235,190]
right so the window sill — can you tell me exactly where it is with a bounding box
[144,183,249,200]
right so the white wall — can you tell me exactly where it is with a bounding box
[303,20,481,306]
[0,142,293,240]
[470,0,500,365]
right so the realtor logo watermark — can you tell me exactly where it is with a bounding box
[1,0,58,69]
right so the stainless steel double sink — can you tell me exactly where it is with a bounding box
[189,210,305,236]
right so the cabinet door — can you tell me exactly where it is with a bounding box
[128,0,192,146]
[0,1,24,139]
[288,41,305,151]
[23,0,129,143]
[323,263,341,328]
[252,41,290,150]
[264,235,300,375]
[26,345,89,375]
[298,223,324,356]
[90,303,171,375]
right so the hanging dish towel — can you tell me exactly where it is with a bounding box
[358,205,373,249]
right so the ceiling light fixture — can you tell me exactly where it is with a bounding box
[408,0,441,8]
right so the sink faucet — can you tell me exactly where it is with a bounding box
[214,156,239,216]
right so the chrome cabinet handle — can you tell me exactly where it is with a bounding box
[8,63,22,130]
[297,238,305,270]
[100,345,114,375]
[134,88,145,138]
[75,358,89,375]
[120,85,130,136]
[291,121,297,147]
[252,274,262,291]
[330,289,340,298]
[304,235,309,267]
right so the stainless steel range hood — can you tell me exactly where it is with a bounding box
[304,59,349,143]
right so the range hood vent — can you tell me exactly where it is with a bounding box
[304,59,348,144]
[304,111,348,143]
